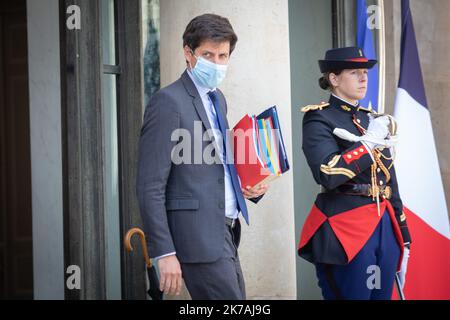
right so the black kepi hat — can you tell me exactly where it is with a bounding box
[319,47,377,73]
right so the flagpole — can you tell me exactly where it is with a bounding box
[378,0,386,114]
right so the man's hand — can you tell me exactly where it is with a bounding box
[157,255,182,296]
[242,184,269,199]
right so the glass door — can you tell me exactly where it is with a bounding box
[101,0,121,300]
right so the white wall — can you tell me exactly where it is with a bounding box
[27,0,64,299]
[159,0,296,299]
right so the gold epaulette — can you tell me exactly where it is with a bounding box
[301,103,330,113]
[357,105,376,114]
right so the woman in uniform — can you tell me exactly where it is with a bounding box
[297,47,411,300]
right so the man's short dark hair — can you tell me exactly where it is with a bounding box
[183,14,238,54]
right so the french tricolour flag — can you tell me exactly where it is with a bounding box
[394,0,450,299]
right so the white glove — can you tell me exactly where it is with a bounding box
[367,114,390,138]
[397,247,410,290]
[333,128,398,149]
[333,114,396,150]
[364,115,391,149]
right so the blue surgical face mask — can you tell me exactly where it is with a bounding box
[190,52,228,89]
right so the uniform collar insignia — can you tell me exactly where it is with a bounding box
[341,105,352,112]
[330,94,358,113]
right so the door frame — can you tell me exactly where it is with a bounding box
[60,0,146,299]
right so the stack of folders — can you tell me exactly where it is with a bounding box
[233,106,290,189]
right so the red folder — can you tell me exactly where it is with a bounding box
[233,115,273,188]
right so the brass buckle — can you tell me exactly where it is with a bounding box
[382,186,392,200]
[369,185,391,200]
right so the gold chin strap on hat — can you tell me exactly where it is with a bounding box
[353,114,398,216]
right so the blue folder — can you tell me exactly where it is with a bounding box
[256,106,290,173]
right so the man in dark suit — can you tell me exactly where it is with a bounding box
[136,13,268,300]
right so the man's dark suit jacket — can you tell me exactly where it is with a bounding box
[136,71,261,264]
